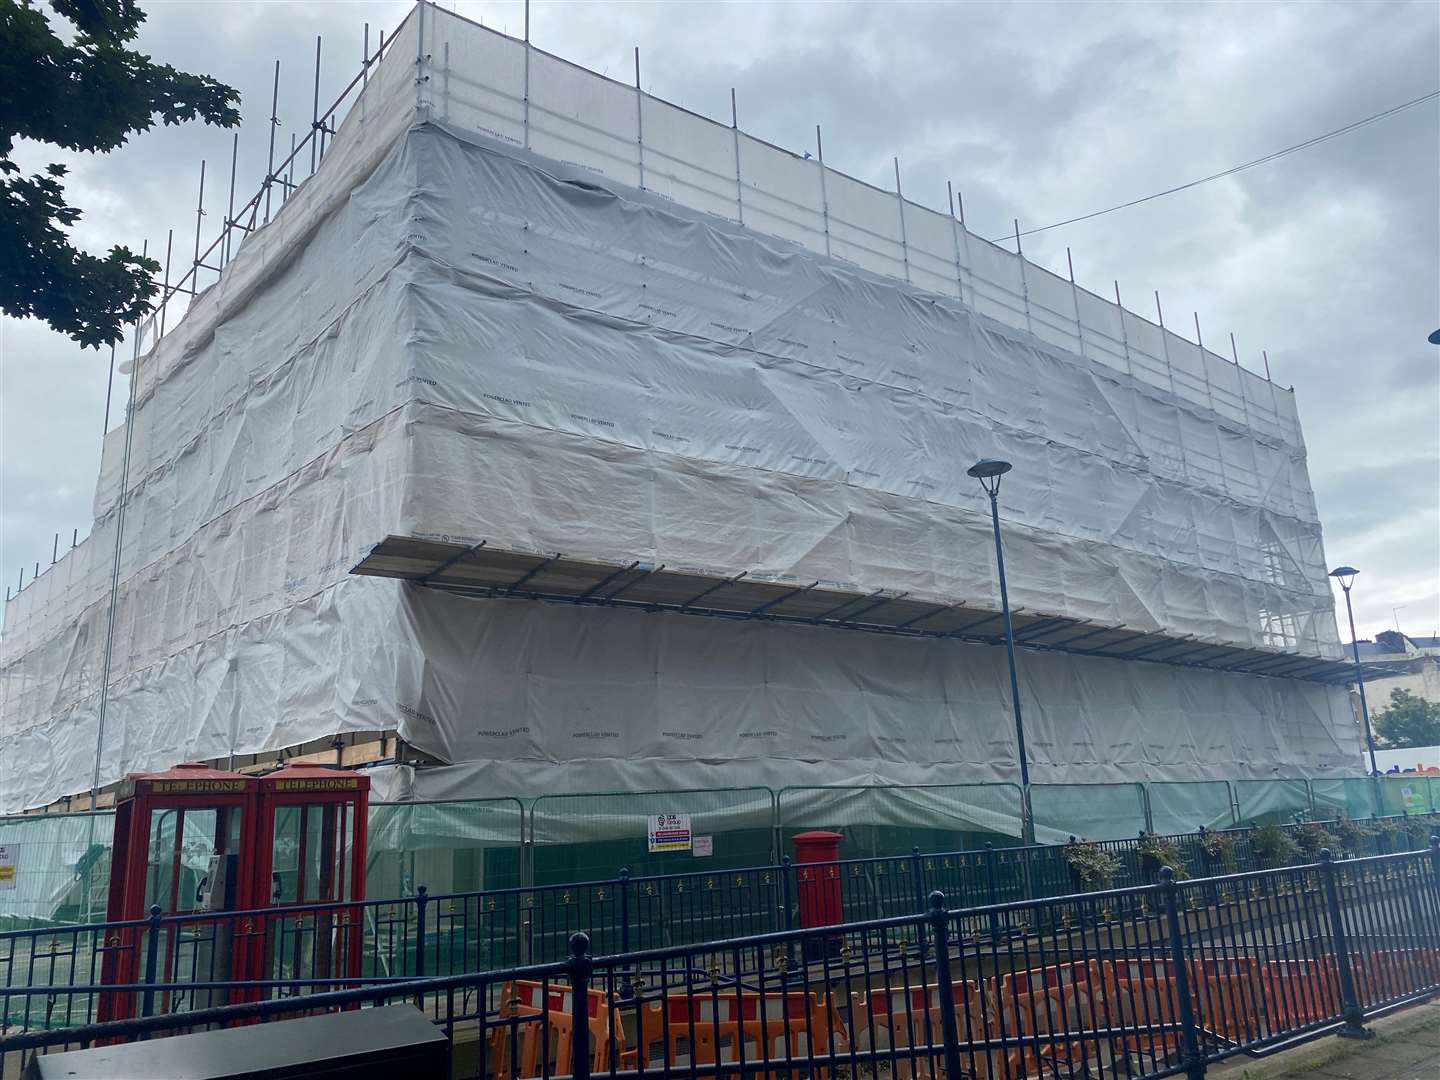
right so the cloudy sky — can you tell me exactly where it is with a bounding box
[1,0,1437,643]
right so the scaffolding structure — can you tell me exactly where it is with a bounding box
[1,4,1357,814]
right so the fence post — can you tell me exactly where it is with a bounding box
[140,903,162,1020]
[568,932,593,1080]
[1158,868,1206,1080]
[983,842,1001,941]
[927,892,965,1080]
[1430,835,1440,908]
[780,855,795,965]
[912,847,929,960]
[618,867,633,999]
[910,847,927,912]
[414,884,429,979]
[617,867,631,953]
[1318,849,1372,1040]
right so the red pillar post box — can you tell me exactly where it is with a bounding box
[791,830,844,929]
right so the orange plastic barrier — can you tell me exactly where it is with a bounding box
[489,979,633,1080]
[851,980,990,1080]
[1087,958,1189,1065]
[1258,959,1339,1029]
[993,962,1097,1076]
[1351,948,1440,1005]
[633,988,846,1080]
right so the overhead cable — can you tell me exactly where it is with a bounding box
[993,89,1440,244]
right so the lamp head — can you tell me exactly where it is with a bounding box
[1328,566,1359,591]
[967,458,1012,496]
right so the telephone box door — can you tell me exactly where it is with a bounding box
[246,767,370,998]
[98,764,258,1021]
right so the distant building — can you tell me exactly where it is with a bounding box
[1344,631,1440,769]
[1374,745,1440,774]
[1356,631,1440,705]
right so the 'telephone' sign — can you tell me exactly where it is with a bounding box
[149,779,248,794]
[270,778,360,792]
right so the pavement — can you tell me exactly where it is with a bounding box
[1211,998,1440,1080]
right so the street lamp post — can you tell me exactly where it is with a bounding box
[968,459,1031,808]
[1329,566,1378,776]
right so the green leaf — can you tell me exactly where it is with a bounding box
[0,0,240,346]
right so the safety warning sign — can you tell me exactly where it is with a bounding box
[647,813,692,853]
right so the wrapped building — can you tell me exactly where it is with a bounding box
[0,5,1361,817]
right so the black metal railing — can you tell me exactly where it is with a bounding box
[4,838,1438,1080]
[4,811,1437,1039]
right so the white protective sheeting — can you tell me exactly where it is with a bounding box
[0,6,1355,812]
[393,590,1353,786]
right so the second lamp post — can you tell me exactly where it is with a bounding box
[968,458,1030,796]
[1329,565,1379,776]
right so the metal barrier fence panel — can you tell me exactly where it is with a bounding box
[775,784,1024,860]
[1306,777,1440,823]
[7,842,1439,1079]
[1146,780,1236,835]
[366,798,525,899]
[0,812,114,931]
[1030,782,1148,842]
[528,788,777,883]
[514,788,779,966]
[1310,777,1379,820]
[4,778,1419,937]
[1376,776,1437,815]
[1234,777,1313,825]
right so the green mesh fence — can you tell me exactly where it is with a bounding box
[1310,777,1381,820]
[1146,781,1234,834]
[0,812,114,930]
[528,789,775,885]
[1307,775,1440,820]
[774,785,1023,859]
[1376,776,1437,815]
[1233,778,1311,825]
[366,799,524,898]
[1029,783,1147,843]
[0,799,526,929]
[9,777,1433,934]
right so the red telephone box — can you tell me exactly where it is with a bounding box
[98,763,260,1021]
[240,765,370,996]
[100,761,371,1018]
